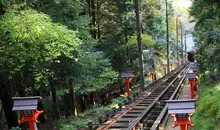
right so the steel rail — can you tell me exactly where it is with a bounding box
[149,64,190,130]
[96,64,189,130]
[127,64,189,130]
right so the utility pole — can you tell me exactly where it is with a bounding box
[134,0,145,92]
[181,24,184,62]
[166,0,170,73]
[176,18,179,65]
[185,32,187,61]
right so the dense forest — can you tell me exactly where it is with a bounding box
[190,0,220,129]
[0,0,195,130]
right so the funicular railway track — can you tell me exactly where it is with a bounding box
[97,63,190,130]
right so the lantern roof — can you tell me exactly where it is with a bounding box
[12,96,41,111]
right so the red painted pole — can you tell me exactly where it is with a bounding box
[171,114,194,130]
[125,81,131,99]
[163,67,166,75]
[29,122,36,130]
[151,72,155,82]
[180,124,188,130]
[18,109,44,130]
[189,79,197,99]
[124,78,132,99]
[190,82,194,99]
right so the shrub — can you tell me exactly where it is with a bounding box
[10,126,21,130]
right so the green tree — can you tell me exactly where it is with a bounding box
[0,5,80,125]
[190,1,220,129]
[190,0,220,81]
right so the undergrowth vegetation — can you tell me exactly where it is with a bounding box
[56,97,125,129]
[192,83,220,130]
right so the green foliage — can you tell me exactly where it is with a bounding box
[83,105,111,117]
[1,4,119,127]
[27,0,92,42]
[190,0,220,82]
[41,98,54,120]
[76,52,118,94]
[193,84,220,130]
[0,5,78,127]
[0,0,8,5]
[9,126,21,130]
[1,5,79,58]
[97,0,170,72]
[58,117,88,130]
[0,5,80,85]
[57,105,111,129]
[126,34,156,48]
[110,96,126,108]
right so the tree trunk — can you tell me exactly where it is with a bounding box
[68,79,74,115]
[64,94,70,118]
[72,86,77,116]
[0,105,3,129]
[80,96,86,112]
[94,92,98,105]
[86,0,93,37]
[1,91,18,128]
[0,106,3,120]
[90,92,94,106]
[84,95,88,110]
[97,0,101,39]
[15,72,25,97]
[125,27,131,69]
[87,0,91,14]
[91,0,96,39]
[98,94,105,105]
[68,79,77,116]
[49,78,60,120]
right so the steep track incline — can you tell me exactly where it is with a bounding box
[97,63,190,130]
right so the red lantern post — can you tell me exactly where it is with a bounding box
[186,73,197,99]
[176,61,179,68]
[191,67,198,74]
[170,64,173,71]
[18,110,44,130]
[121,72,134,101]
[123,78,132,99]
[171,114,194,130]
[166,99,196,130]
[188,79,197,99]
[162,64,167,75]
[12,96,44,130]
[151,72,155,83]
[179,59,182,66]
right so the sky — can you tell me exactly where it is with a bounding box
[177,0,192,8]
[186,35,194,52]
[173,0,195,52]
